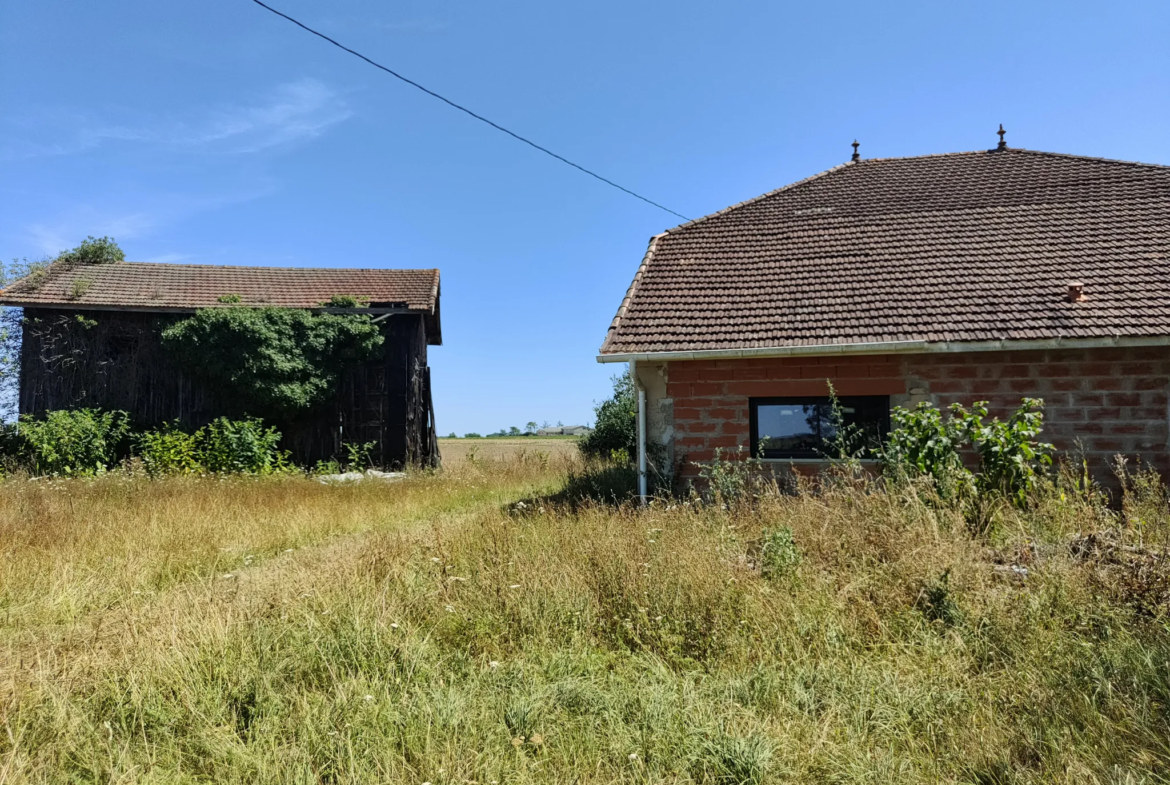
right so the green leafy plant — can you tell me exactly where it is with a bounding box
[135,421,202,476]
[579,371,636,462]
[14,408,130,476]
[759,526,801,580]
[343,440,376,470]
[55,236,124,266]
[880,398,1052,507]
[963,398,1054,506]
[322,294,368,308]
[217,293,242,304]
[196,417,287,474]
[68,277,93,300]
[878,401,975,501]
[697,448,769,505]
[160,307,384,420]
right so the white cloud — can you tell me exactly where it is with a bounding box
[23,183,277,257]
[4,78,351,159]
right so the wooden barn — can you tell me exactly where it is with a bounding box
[0,261,442,468]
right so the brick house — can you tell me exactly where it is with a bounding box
[597,137,1170,493]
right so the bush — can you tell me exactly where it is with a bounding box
[134,417,288,476]
[55,236,124,266]
[197,417,287,474]
[759,526,801,580]
[878,402,974,501]
[966,398,1054,505]
[135,421,201,476]
[880,398,1053,507]
[579,371,635,462]
[13,408,130,476]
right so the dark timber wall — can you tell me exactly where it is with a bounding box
[18,307,439,468]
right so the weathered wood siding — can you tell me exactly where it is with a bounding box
[18,307,439,468]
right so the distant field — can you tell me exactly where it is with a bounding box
[439,436,580,466]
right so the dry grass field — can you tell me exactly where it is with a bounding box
[2,453,1170,783]
[437,436,581,467]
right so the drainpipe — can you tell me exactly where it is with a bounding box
[632,360,647,505]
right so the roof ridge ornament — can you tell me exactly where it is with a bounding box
[851,140,860,161]
[996,124,1007,151]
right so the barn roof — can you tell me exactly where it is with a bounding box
[0,261,442,344]
[599,147,1170,359]
[0,261,439,311]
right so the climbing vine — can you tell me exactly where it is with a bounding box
[160,306,384,420]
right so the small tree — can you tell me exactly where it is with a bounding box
[579,370,636,461]
[525,421,538,434]
[56,236,124,266]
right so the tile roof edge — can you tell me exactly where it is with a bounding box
[596,334,1170,363]
[599,233,664,355]
[658,160,858,235]
[103,261,442,274]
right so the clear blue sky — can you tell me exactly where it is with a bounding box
[2,1,1168,435]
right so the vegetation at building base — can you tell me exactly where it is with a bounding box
[0,409,295,477]
[1,449,1169,782]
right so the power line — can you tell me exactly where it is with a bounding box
[248,0,690,221]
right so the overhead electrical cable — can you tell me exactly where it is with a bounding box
[248,0,689,221]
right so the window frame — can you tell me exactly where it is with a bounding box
[748,395,891,460]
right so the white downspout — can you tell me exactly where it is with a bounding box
[632,360,647,504]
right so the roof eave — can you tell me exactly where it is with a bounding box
[596,334,1170,363]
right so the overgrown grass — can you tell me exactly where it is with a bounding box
[2,455,1169,783]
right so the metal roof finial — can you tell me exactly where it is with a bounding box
[996,124,1007,151]
[851,140,860,162]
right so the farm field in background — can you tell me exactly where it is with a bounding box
[2,454,1170,782]
[438,436,581,466]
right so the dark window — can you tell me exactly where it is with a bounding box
[749,396,890,459]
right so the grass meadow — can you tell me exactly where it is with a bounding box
[2,449,1170,784]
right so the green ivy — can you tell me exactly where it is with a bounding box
[160,307,384,420]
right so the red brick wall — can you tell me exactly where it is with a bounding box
[666,346,1170,480]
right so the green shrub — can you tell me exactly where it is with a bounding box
[135,422,201,476]
[196,417,287,474]
[759,526,801,579]
[55,236,124,266]
[880,398,1053,507]
[878,401,974,501]
[579,371,635,462]
[14,408,130,476]
[965,398,1054,506]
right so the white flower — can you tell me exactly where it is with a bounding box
[629,752,639,761]
[364,694,374,701]
[444,605,455,612]
[390,623,400,629]
[489,660,500,669]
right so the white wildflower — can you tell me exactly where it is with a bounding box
[489,660,500,669]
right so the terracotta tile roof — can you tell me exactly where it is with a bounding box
[600,148,1170,356]
[0,262,440,313]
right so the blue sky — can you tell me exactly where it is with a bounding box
[2,1,1168,435]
